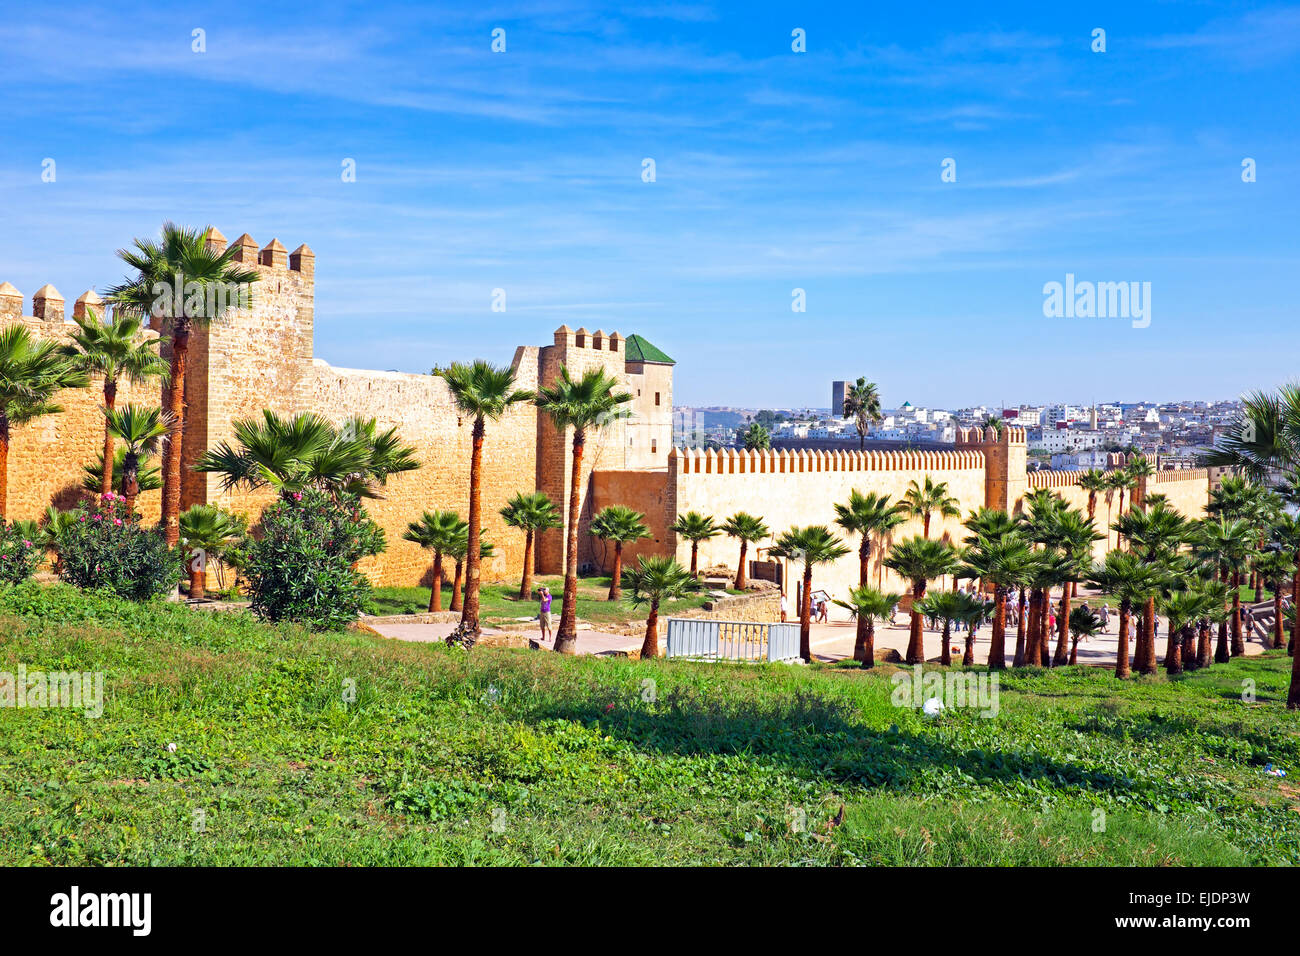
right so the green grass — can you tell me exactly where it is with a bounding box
[364,574,736,625]
[2,581,1299,865]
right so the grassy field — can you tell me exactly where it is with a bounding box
[365,574,738,625]
[2,581,1299,866]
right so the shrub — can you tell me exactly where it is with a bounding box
[55,495,184,600]
[0,523,42,585]
[243,488,385,631]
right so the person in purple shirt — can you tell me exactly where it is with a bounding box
[538,586,553,643]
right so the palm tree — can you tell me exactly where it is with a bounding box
[440,360,533,637]
[841,378,883,451]
[884,535,962,664]
[740,422,770,451]
[1067,605,1102,666]
[1191,517,1256,660]
[1115,501,1190,673]
[770,525,850,662]
[834,490,907,652]
[915,589,984,667]
[590,505,650,600]
[980,415,1003,436]
[103,404,173,518]
[402,510,463,612]
[1126,455,1156,510]
[106,222,260,546]
[500,491,560,599]
[62,309,168,497]
[1050,509,1103,665]
[902,475,961,538]
[1159,589,1204,676]
[1255,549,1294,650]
[720,512,770,589]
[1089,550,1165,679]
[1078,469,1108,524]
[0,326,88,518]
[177,504,242,600]
[625,555,693,659]
[444,523,494,616]
[960,529,1035,669]
[197,411,416,500]
[1272,513,1300,653]
[1105,471,1133,544]
[82,446,162,498]
[534,365,633,654]
[833,585,902,667]
[671,511,720,577]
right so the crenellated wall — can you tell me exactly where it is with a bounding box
[2,227,1212,605]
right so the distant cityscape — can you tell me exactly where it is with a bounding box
[674,380,1245,472]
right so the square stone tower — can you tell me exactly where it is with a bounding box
[954,424,1028,513]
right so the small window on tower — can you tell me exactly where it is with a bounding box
[651,439,657,454]
[655,392,661,406]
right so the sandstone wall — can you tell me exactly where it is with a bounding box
[1,306,164,526]
[667,446,989,601]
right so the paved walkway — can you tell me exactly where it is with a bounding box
[365,593,1274,667]
[363,619,642,655]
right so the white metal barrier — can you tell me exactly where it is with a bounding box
[664,618,801,662]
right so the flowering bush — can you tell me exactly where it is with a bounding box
[55,494,184,600]
[244,488,385,631]
[0,523,42,585]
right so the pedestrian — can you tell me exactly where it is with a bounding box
[538,585,553,643]
[780,592,789,623]
[1100,603,1111,632]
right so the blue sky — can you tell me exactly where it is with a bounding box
[0,1,1296,409]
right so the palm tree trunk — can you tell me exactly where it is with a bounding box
[450,560,463,612]
[922,514,931,538]
[161,321,189,548]
[189,561,206,601]
[640,601,661,659]
[519,531,534,599]
[735,540,749,589]
[1230,578,1244,656]
[1115,603,1131,678]
[1054,586,1072,665]
[428,552,444,612]
[553,429,585,655]
[123,452,140,519]
[1013,588,1026,667]
[608,542,624,600]
[1291,560,1300,655]
[1069,636,1079,665]
[905,582,926,664]
[1025,589,1040,666]
[1274,588,1285,649]
[939,620,952,666]
[1197,621,1211,669]
[858,620,876,669]
[0,416,9,519]
[690,541,699,577]
[799,563,814,662]
[460,417,486,633]
[1139,596,1158,675]
[1165,624,1183,675]
[988,587,1006,669]
[101,380,117,497]
[1215,617,1230,663]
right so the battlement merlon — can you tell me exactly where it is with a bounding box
[955,425,1027,448]
[553,324,623,355]
[208,230,315,281]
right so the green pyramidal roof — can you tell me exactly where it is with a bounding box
[624,334,675,365]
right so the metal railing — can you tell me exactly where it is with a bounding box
[664,618,801,662]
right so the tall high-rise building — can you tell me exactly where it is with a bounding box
[831,380,848,416]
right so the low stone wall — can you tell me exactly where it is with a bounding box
[692,590,781,623]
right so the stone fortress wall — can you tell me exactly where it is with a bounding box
[2,228,1213,600]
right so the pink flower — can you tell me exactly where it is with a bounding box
[112,519,122,527]
[22,540,32,548]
